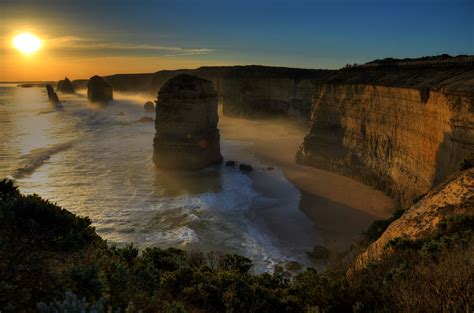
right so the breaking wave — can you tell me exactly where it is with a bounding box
[11,142,74,179]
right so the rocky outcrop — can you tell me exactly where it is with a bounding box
[138,116,154,123]
[358,168,474,265]
[144,101,155,112]
[57,77,75,93]
[297,83,474,208]
[153,74,223,169]
[87,76,113,103]
[46,84,60,104]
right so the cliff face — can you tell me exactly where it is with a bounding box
[74,66,331,118]
[151,67,331,118]
[297,84,474,207]
[216,77,314,118]
[359,167,474,264]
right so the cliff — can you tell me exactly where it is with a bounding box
[153,74,223,169]
[297,69,474,208]
[213,76,316,118]
[184,66,330,118]
[324,67,474,94]
[73,66,332,118]
[359,167,474,264]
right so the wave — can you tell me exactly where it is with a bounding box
[11,142,74,179]
[37,110,55,115]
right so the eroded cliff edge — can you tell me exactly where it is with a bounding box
[359,167,473,265]
[297,70,474,208]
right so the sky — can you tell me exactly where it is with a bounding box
[1,0,472,81]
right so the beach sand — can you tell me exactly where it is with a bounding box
[219,113,395,252]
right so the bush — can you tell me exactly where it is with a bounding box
[1,179,472,313]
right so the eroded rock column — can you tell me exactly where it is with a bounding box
[87,75,113,102]
[57,77,75,93]
[153,74,223,169]
[46,84,60,104]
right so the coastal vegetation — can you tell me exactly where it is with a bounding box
[1,179,472,312]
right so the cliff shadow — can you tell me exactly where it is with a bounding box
[298,190,384,251]
[433,130,474,187]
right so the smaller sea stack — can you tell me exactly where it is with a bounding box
[144,101,155,112]
[153,74,223,170]
[87,75,113,103]
[46,84,60,104]
[57,77,75,93]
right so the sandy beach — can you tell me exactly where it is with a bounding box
[219,113,395,252]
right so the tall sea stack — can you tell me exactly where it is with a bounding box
[153,74,223,169]
[87,75,113,102]
[57,77,75,93]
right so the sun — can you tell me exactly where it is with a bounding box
[13,33,42,55]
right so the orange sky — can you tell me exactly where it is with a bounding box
[1,51,232,82]
[1,32,233,81]
[2,0,471,82]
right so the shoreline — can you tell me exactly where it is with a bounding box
[219,113,394,252]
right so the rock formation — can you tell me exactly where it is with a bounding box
[239,164,253,172]
[70,63,473,118]
[153,74,223,169]
[297,84,474,208]
[144,101,155,112]
[87,75,113,103]
[138,116,154,123]
[73,66,332,118]
[46,84,60,105]
[57,77,75,93]
[358,167,474,266]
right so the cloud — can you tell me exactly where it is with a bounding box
[46,36,214,57]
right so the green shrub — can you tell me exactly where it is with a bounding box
[1,179,472,313]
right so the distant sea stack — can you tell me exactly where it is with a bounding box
[57,77,75,93]
[87,75,113,102]
[46,84,60,104]
[144,101,155,112]
[153,74,223,169]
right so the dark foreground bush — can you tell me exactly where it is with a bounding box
[0,179,472,312]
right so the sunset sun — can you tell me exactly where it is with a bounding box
[13,32,42,55]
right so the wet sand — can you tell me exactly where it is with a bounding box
[219,113,395,252]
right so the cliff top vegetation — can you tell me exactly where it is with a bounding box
[1,178,472,312]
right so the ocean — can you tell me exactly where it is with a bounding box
[0,83,321,272]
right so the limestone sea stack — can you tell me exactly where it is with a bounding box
[57,77,75,93]
[46,84,60,105]
[87,75,113,102]
[153,74,223,169]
